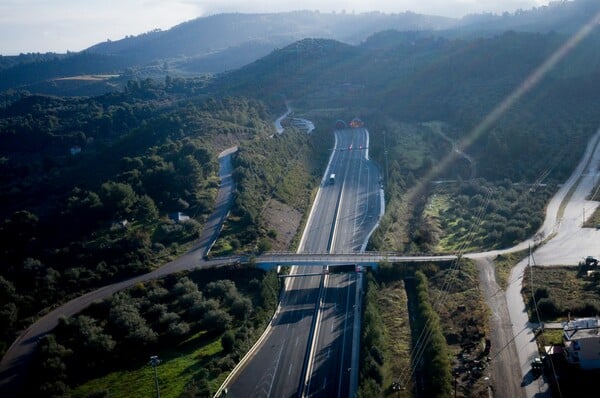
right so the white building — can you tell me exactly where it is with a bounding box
[563,317,600,369]
[169,212,190,222]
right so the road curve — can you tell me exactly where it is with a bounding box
[0,147,239,398]
[465,127,600,397]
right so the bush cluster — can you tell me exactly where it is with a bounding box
[0,91,273,358]
[25,267,279,397]
[358,272,386,397]
[412,271,453,397]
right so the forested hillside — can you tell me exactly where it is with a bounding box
[0,11,455,96]
[3,1,599,97]
[219,27,600,251]
[86,11,454,64]
[224,29,600,182]
[455,0,600,36]
[0,81,275,357]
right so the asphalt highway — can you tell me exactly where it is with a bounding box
[225,128,382,398]
[0,129,446,398]
[305,272,357,398]
[305,128,381,398]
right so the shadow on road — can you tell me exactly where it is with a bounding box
[274,309,315,326]
[521,368,542,387]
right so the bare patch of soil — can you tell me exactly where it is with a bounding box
[262,198,302,251]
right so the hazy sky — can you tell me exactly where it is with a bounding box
[0,0,553,55]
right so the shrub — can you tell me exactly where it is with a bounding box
[221,331,235,353]
[536,297,561,319]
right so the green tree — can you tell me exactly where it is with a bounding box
[221,330,235,353]
[134,194,159,223]
[66,188,103,221]
[202,309,232,333]
[108,300,157,346]
[230,297,253,321]
[100,181,137,220]
[73,315,116,353]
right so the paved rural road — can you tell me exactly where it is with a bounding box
[506,127,600,398]
[0,147,239,398]
[466,127,600,398]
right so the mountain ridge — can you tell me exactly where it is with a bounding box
[1,0,599,96]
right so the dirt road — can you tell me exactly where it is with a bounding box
[475,257,525,398]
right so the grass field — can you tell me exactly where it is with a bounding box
[378,280,413,397]
[71,331,227,398]
[523,265,600,322]
[493,250,529,290]
[428,260,490,398]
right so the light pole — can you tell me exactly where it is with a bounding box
[149,355,161,398]
[392,380,401,398]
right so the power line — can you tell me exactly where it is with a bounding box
[528,248,563,398]
[399,188,492,389]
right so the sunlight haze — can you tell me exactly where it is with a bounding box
[0,0,553,55]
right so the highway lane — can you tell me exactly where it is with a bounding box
[227,274,322,397]
[305,127,382,398]
[332,129,381,253]
[225,127,382,397]
[306,272,356,398]
[225,129,347,397]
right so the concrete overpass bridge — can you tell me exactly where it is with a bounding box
[243,251,459,269]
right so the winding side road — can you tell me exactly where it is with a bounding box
[0,147,239,398]
[466,127,600,397]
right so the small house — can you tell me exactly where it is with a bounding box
[563,317,600,369]
[70,145,82,155]
[169,212,190,222]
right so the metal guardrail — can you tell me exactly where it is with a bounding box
[258,250,456,257]
[252,252,458,263]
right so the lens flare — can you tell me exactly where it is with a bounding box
[406,10,600,204]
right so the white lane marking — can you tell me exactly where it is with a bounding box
[267,343,285,398]
[338,275,353,397]
[289,362,293,376]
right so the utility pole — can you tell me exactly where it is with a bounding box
[454,373,457,398]
[150,355,161,398]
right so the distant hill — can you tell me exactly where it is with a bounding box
[454,0,600,36]
[0,52,129,93]
[85,11,455,63]
[0,11,455,95]
[1,0,599,96]
[218,27,600,181]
